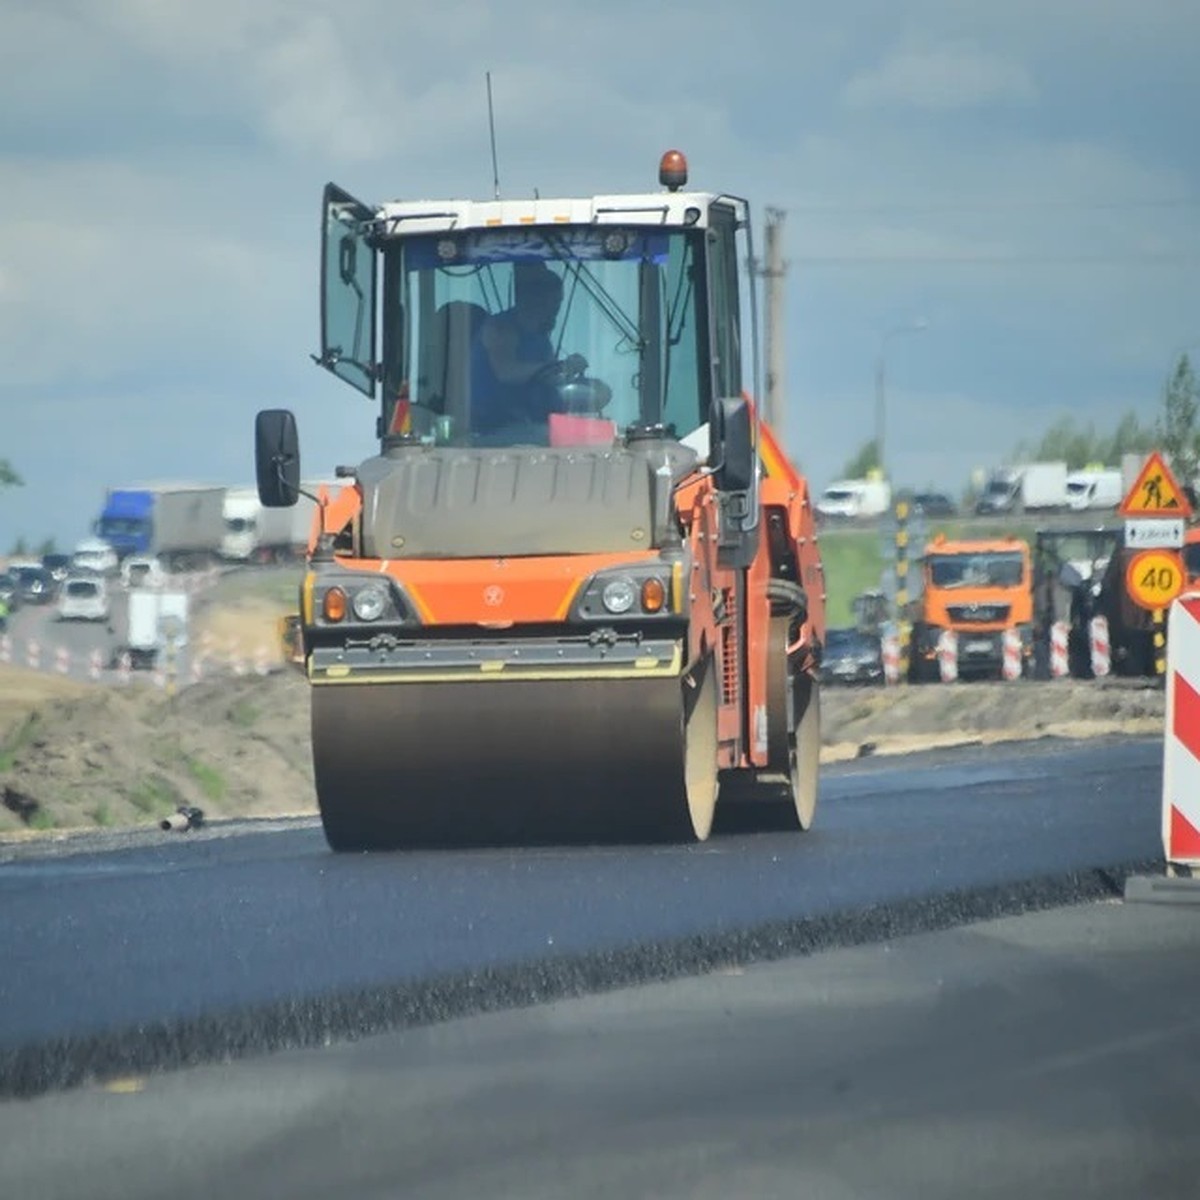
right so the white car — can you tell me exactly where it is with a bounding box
[71,538,119,576]
[57,576,111,623]
[121,555,166,589]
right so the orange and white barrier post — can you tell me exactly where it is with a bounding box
[117,652,132,685]
[881,626,901,685]
[1089,615,1111,678]
[89,649,103,681]
[26,639,40,671]
[937,629,958,683]
[1049,621,1070,679]
[0,635,10,665]
[1163,594,1200,870]
[1001,627,1023,681]
[55,646,70,676]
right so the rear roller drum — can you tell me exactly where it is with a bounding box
[764,614,820,830]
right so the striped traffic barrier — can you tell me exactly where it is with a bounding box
[1089,615,1111,678]
[26,639,40,671]
[117,652,132,684]
[880,626,901,686]
[89,649,103,681]
[1049,621,1070,679]
[1001,627,1023,681]
[55,646,70,676]
[1162,594,1200,869]
[937,629,958,683]
[0,635,10,665]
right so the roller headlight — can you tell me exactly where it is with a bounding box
[352,584,388,622]
[601,577,637,614]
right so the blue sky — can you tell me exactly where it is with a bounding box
[2,0,1199,547]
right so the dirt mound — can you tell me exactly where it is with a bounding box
[0,664,1166,836]
[821,678,1164,760]
[0,668,314,835]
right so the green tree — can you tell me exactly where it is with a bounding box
[36,536,57,557]
[841,438,881,478]
[0,459,21,489]
[1014,411,1156,470]
[9,536,29,557]
[1102,411,1156,463]
[1157,353,1200,485]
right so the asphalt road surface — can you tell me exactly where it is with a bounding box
[4,898,1197,1200]
[0,736,1161,1091]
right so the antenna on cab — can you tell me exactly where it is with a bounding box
[486,72,501,200]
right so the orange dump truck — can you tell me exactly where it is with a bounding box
[909,535,1033,681]
[253,151,827,850]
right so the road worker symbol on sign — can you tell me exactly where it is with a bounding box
[1119,450,1193,518]
[1125,549,1185,610]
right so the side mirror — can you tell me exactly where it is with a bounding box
[255,409,301,508]
[709,397,755,493]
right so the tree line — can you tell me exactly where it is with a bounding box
[840,352,1200,482]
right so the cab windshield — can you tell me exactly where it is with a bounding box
[927,551,1025,588]
[382,227,706,449]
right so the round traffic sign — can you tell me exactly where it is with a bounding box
[1125,549,1185,610]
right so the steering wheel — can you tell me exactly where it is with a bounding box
[530,355,587,386]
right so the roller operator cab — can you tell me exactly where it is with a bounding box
[256,152,826,850]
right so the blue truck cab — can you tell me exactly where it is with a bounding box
[95,489,154,559]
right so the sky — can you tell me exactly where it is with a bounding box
[3,0,1199,547]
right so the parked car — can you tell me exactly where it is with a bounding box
[71,538,119,576]
[14,565,57,605]
[912,491,958,517]
[820,627,885,685]
[57,576,111,623]
[0,571,21,615]
[41,553,73,583]
[121,555,167,590]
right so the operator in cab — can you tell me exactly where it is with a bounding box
[469,261,587,436]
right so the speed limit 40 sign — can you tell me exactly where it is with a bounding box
[1125,549,1185,610]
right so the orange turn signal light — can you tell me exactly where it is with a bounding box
[322,587,347,622]
[641,577,666,613]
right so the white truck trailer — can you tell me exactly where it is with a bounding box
[221,481,338,563]
[975,462,1069,515]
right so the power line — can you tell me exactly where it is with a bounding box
[790,197,1200,215]
[793,252,1200,266]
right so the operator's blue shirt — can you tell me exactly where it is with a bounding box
[469,315,557,433]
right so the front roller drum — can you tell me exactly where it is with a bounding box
[310,660,719,850]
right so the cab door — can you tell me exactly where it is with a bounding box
[318,184,378,397]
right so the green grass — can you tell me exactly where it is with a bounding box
[130,775,180,816]
[227,699,260,729]
[28,809,56,831]
[186,756,227,802]
[90,802,113,827]
[0,713,40,773]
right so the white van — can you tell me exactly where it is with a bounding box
[1065,469,1123,512]
[816,478,892,520]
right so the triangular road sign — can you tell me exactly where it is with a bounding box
[1119,450,1193,518]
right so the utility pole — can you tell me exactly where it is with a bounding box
[762,208,787,442]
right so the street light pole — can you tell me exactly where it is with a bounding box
[874,319,928,483]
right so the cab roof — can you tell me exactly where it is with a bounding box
[922,537,1030,556]
[371,191,736,237]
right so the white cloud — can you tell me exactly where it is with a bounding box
[842,40,1038,111]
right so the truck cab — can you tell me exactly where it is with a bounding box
[909,535,1033,680]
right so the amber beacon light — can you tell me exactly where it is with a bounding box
[658,149,688,191]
